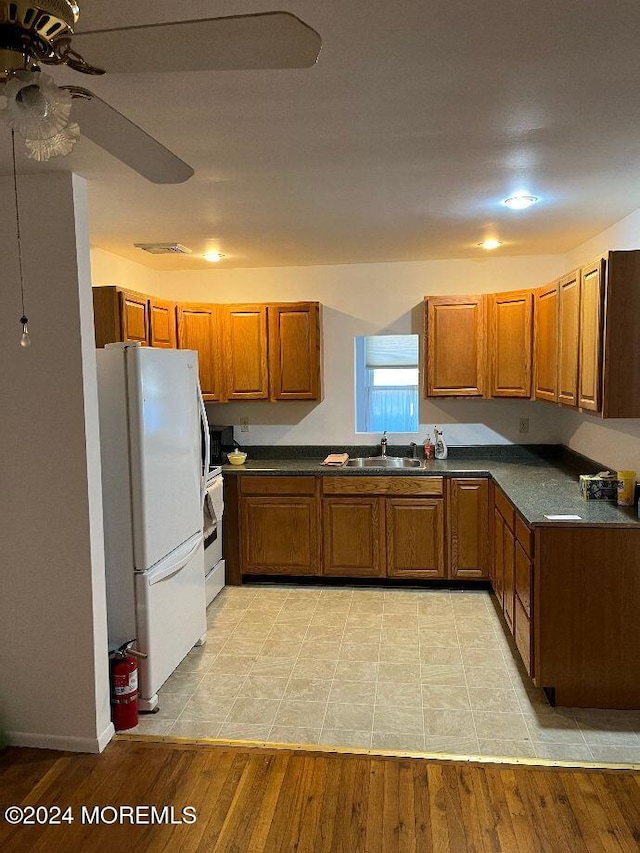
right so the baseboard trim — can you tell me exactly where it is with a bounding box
[7,722,115,754]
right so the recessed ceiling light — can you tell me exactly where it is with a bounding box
[203,251,225,263]
[477,239,502,250]
[503,194,539,210]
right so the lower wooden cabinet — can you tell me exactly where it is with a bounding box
[447,478,489,578]
[514,597,533,676]
[241,496,320,575]
[323,497,385,577]
[386,499,444,578]
[493,508,504,603]
[493,484,534,674]
[503,523,515,631]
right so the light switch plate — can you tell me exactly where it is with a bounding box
[519,417,530,434]
[239,417,250,433]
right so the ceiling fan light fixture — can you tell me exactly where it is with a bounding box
[0,69,79,159]
[24,119,79,160]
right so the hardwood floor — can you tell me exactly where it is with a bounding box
[1,741,639,852]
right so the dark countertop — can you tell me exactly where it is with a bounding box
[222,453,640,528]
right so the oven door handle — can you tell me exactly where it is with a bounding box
[198,380,210,506]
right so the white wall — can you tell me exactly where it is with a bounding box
[92,211,640,466]
[0,174,113,753]
[91,246,160,294]
[559,206,640,472]
[152,255,567,446]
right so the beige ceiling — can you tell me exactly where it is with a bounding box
[3,0,640,270]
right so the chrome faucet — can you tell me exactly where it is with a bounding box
[380,431,388,458]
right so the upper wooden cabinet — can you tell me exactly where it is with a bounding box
[120,291,149,345]
[149,297,177,349]
[447,478,489,579]
[489,290,533,398]
[93,288,324,404]
[599,251,640,418]
[268,303,322,401]
[557,269,581,407]
[176,303,224,402]
[533,280,559,402]
[93,286,150,347]
[578,259,605,413]
[425,295,486,396]
[222,305,269,401]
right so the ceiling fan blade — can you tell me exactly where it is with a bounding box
[62,87,194,184]
[72,12,322,74]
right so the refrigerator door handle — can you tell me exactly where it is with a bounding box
[144,533,202,587]
[198,379,211,505]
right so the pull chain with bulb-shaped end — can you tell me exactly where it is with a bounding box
[12,130,32,351]
[19,316,31,348]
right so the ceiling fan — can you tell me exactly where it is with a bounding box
[0,1,322,182]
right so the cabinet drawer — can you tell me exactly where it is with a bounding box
[515,542,532,617]
[494,487,515,530]
[322,476,443,497]
[240,476,316,496]
[515,514,534,558]
[514,597,533,676]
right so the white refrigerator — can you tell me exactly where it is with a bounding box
[97,343,209,710]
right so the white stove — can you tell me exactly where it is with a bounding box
[203,466,225,605]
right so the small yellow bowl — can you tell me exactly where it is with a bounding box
[227,452,247,466]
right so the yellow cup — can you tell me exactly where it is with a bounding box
[617,470,636,506]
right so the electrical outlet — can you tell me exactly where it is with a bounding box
[519,417,530,434]
[239,417,250,433]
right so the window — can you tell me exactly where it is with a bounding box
[355,335,419,433]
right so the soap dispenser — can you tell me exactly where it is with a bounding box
[434,426,448,460]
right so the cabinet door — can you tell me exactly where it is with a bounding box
[149,298,177,348]
[448,479,489,579]
[119,290,149,345]
[241,497,319,575]
[493,508,504,603]
[557,269,581,407]
[177,304,224,402]
[323,497,385,577]
[223,305,269,400]
[503,523,515,633]
[534,281,559,402]
[425,296,486,396]
[489,290,533,397]
[514,597,533,677]
[386,499,445,578]
[578,259,605,412]
[268,303,322,400]
[515,541,532,617]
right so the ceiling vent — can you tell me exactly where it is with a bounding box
[134,242,192,255]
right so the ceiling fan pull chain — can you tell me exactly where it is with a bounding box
[10,129,31,349]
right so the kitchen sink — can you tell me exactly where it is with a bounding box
[345,457,422,468]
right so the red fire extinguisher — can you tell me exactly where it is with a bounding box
[109,641,146,731]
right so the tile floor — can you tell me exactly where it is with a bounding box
[129,586,640,765]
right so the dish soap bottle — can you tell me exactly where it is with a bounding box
[434,426,448,460]
[423,434,435,460]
